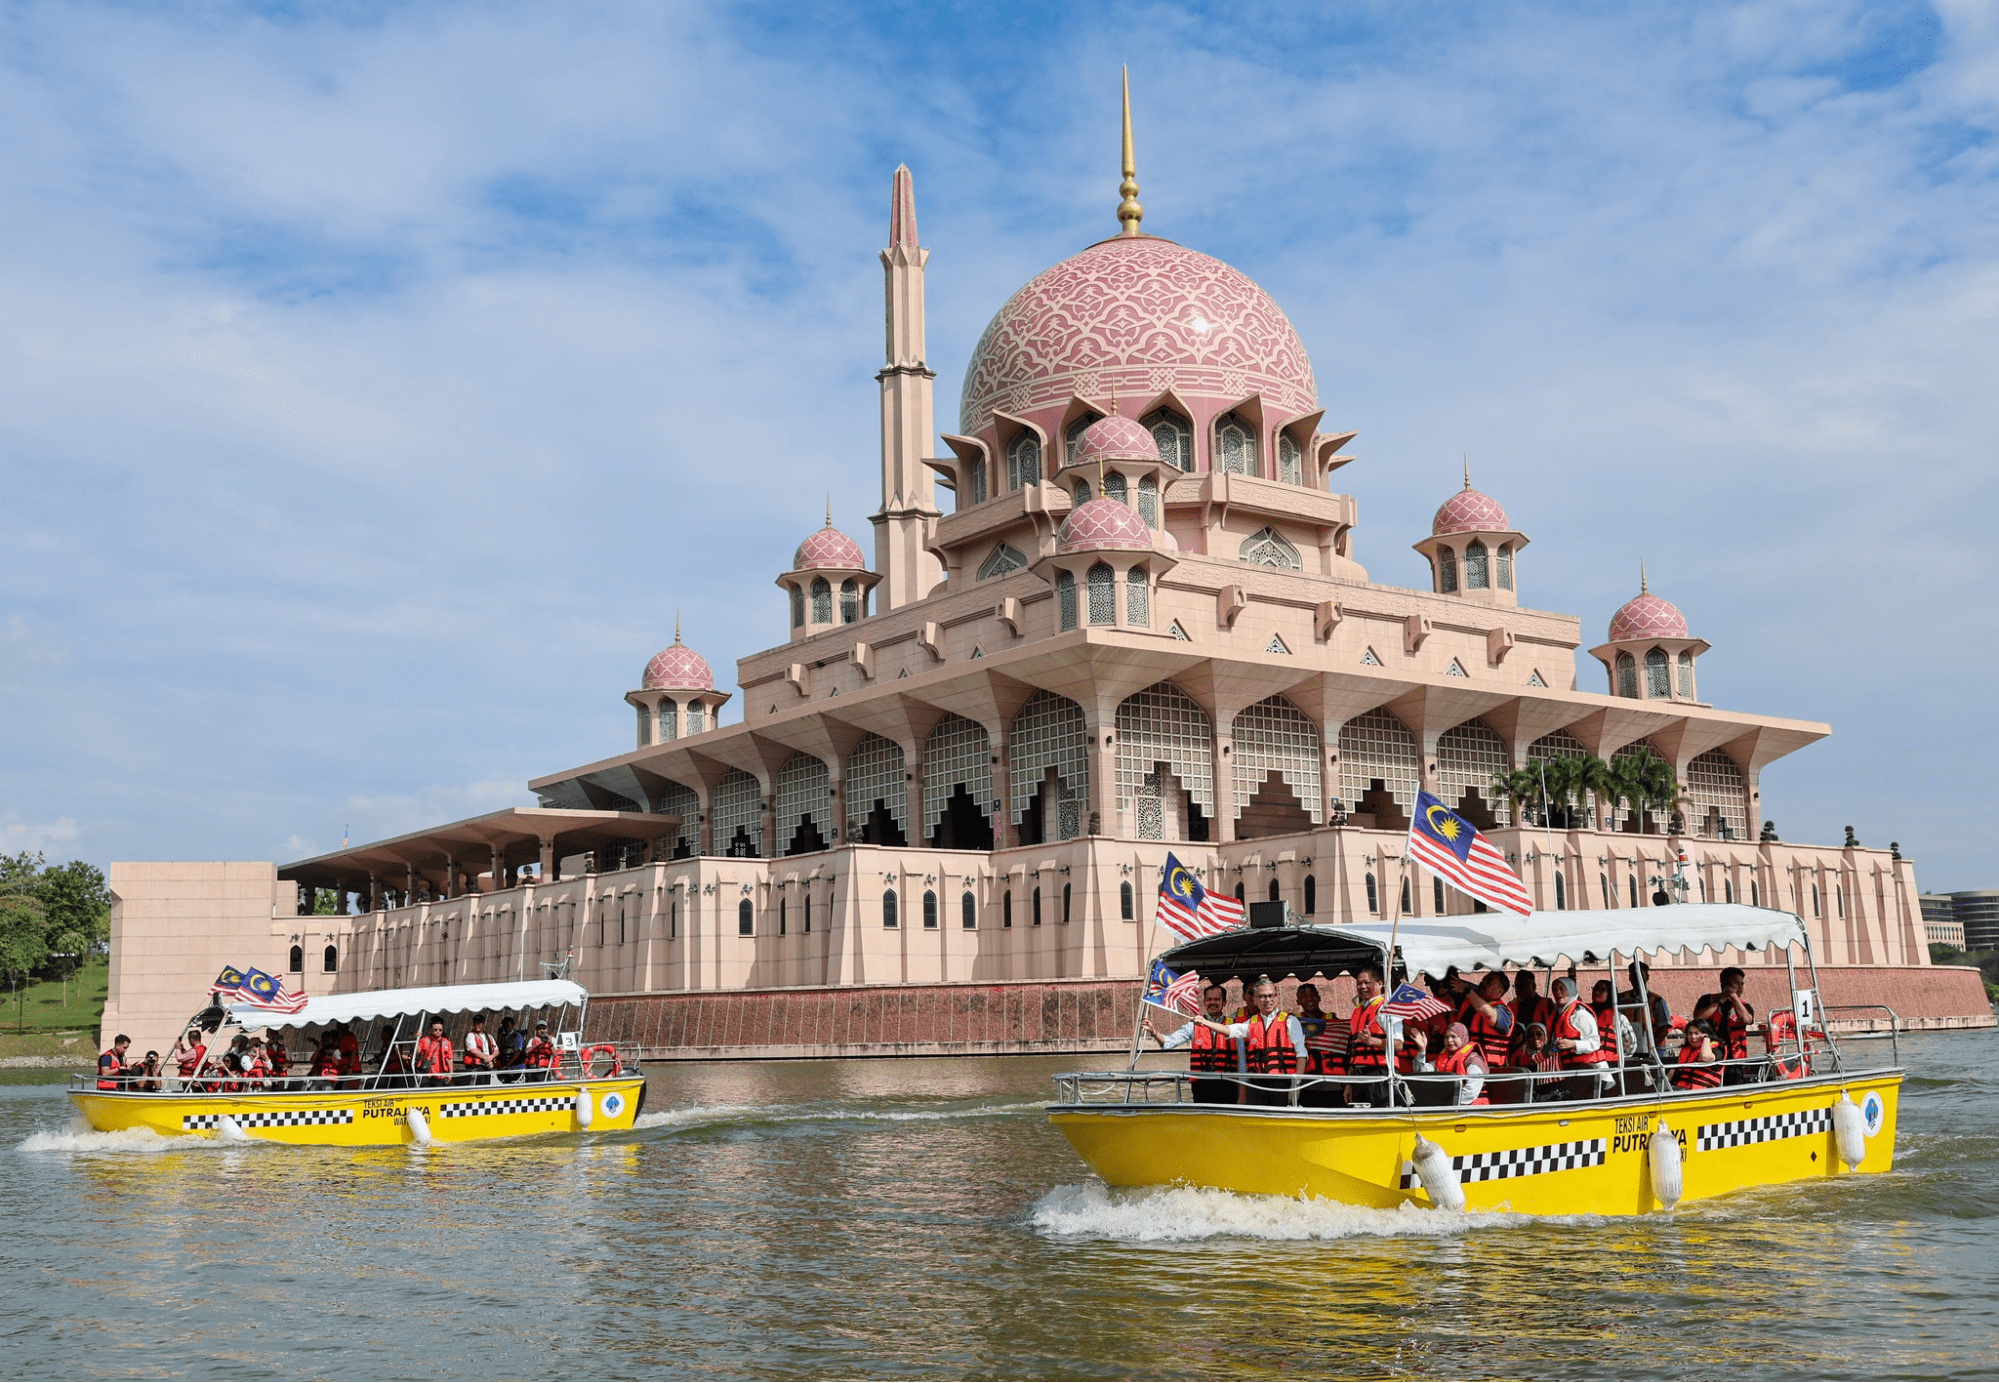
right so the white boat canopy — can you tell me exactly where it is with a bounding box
[228,979,587,1031]
[1157,904,1809,980]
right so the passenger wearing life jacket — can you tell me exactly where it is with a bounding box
[523,1021,557,1081]
[1455,972,1515,1100]
[334,1022,362,1078]
[1508,971,1554,1075]
[1345,966,1392,1107]
[415,1020,456,1086]
[1414,1021,1489,1106]
[309,1037,342,1088]
[461,1014,498,1085]
[1549,976,1609,1100]
[96,1034,132,1090]
[264,1032,290,1091]
[169,1029,209,1090]
[1189,977,1308,1107]
[1691,967,1756,1086]
[1295,983,1345,1108]
[1147,982,1244,1105]
[240,1035,272,1087]
[1673,1019,1725,1090]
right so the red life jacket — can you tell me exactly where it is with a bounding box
[177,1045,207,1078]
[1347,999,1389,1072]
[1463,999,1514,1069]
[1509,994,1553,1066]
[1555,1000,1611,1068]
[416,1036,454,1076]
[524,1038,556,1070]
[1246,1012,1298,1075]
[97,1051,125,1090]
[1713,1000,1751,1062]
[1673,1043,1724,1090]
[266,1045,289,1077]
[1188,1022,1238,1075]
[1591,1004,1623,1062]
[1435,1042,1490,1105]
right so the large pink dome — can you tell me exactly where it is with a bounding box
[1432,487,1511,536]
[960,236,1318,431]
[643,642,714,691]
[793,524,867,571]
[1072,415,1160,469]
[1608,591,1690,642]
[1056,497,1152,555]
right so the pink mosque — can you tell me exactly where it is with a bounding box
[102,100,1990,1054]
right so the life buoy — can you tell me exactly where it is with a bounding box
[580,1044,621,1079]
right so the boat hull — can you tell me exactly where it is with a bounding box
[1049,1071,1900,1215]
[69,1076,647,1146]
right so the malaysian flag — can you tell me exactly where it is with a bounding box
[1381,981,1453,1022]
[1154,853,1247,941]
[1143,959,1202,1016]
[235,967,308,1014]
[208,966,249,998]
[1406,790,1535,917]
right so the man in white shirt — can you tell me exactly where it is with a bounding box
[1146,983,1245,1105]
[461,1014,498,1085]
[1187,978,1309,1107]
[1550,975,1609,1100]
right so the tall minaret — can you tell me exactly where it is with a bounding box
[872,164,941,610]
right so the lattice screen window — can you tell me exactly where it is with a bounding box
[841,579,860,624]
[1528,728,1587,763]
[845,734,907,840]
[1497,544,1514,590]
[654,778,698,854]
[1058,570,1077,629]
[1104,473,1127,505]
[969,457,987,505]
[1143,409,1192,472]
[1437,720,1509,824]
[1686,749,1749,841]
[977,544,1028,580]
[1065,415,1099,467]
[1216,412,1258,476]
[1678,650,1695,698]
[1465,541,1489,589]
[1008,431,1042,489]
[1645,647,1671,697]
[685,701,705,734]
[713,770,762,857]
[1116,683,1214,818]
[1278,434,1302,485]
[1168,621,1189,640]
[791,587,805,628]
[922,714,992,838]
[1126,567,1148,626]
[657,698,678,742]
[1073,479,1093,504]
[1438,548,1458,592]
[1138,474,1158,526]
[1339,708,1419,816]
[1616,653,1637,698]
[1009,690,1088,825]
[1240,527,1301,569]
[1232,695,1323,823]
[635,704,651,749]
[1087,562,1116,625]
[810,577,832,624]
[774,752,829,856]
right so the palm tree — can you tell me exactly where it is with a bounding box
[1613,745,1684,834]
[1490,767,1542,827]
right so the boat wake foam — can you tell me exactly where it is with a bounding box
[1029,1181,1530,1242]
[17,1121,204,1154]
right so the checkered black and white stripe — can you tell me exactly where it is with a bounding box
[439,1095,575,1120]
[182,1109,354,1130]
[1697,1106,1832,1152]
[1398,1138,1606,1189]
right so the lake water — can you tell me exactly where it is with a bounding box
[5,1030,1996,1380]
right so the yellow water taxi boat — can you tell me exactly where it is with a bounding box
[1050,904,1900,1215]
[71,979,645,1146]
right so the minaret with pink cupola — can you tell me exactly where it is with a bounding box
[778,504,880,642]
[1412,463,1530,607]
[1589,563,1711,703]
[625,618,731,747]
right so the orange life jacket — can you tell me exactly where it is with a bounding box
[1246,1011,1298,1075]
[1555,1000,1611,1068]
[97,1051,125,1090]
[416,1036,454,1076]
[177,1045,207,1078]
[1509,994,1553,1065]
[1435,1042,1490,1105]
[266,1045,288,1077]
[1713,1000,1751,1062]
[1462,999,1514,1069]
[1673,1043,1724,1089]
[1188,1022,1238,1074]
[1347,998,1389,1072]
[1591,1004,1623,1062]
[524,1037,556,1070]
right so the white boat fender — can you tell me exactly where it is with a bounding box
[215,1114,249,1145]
[1834,1093,1868,1169]
[1411,1136,1464,1211]
[405,1105,433,1147]
[1649,1122,1683,1209]
[574,1087,594,1130]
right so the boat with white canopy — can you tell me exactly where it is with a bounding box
[71,978,646,1146]
[1048,903,1901,1215]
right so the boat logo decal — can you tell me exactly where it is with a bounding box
[1398,1137,1606,1188]
[1861,1092,1884,1138]
[1696,1106,1833,1152]
[600,1092,626,1119]
[438,1095,576,1119]
[182,1109,355,1130]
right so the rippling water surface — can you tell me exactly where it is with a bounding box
[5,1030,1996,1379]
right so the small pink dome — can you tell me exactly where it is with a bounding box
[1608,591,1690,643]
[1056,497,1152,555]
[643,642,714,691]
[794,524,867,571]
[1072,415,1160,469]
[1432,487,1511,535]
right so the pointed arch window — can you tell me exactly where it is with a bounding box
[1365,872,1379,914]
[1616,652,1638,699]
[790,586,805,628]
[1104,473,1127,506]
[882,889,898,929]
[1677,650,1695,698]
[1073,479,1093,505]
[922,890,938,929]
[1007,431,1042,489]
[1143,408,1192,472]
[1215,411,1258,476]
[840,579,860,624]
[1120,881,1134,920]
[1438,548,1458,593]
[1126,567,1148,626]
[1645,647,1671,698]
[1465,540,1490,589]
[1239,527,1301,569]
[1087,562,1117,626]
[1057,569,1077,630]
[978,543,1028,580]
[962,891,977,929]
[738,899,754,936]
[288,944,303,973]
[1137,474,1158,527]
[1065,414,1100,467]
[323,944,339,973]
[968,457,986,506]
[1497,544,1514,591]
[658,698,677,742]
[810,577,832,624]
[685,701,705,734]
[1303,875,1316,915]
[1278,433,1302,485]
[635,703,652,748]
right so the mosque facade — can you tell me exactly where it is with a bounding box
[102,105,1991,1055]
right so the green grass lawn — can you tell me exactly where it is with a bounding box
[2,956,108,1037]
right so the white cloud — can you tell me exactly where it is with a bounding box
[0,813,81,857]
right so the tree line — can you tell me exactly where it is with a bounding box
[0,852,112,997]
[1488,746,1690,833]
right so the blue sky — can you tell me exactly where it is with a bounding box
[1,1,1995,887]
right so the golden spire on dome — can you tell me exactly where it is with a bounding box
[1117,66,1144,237]
[826,494,833,527]
[1463,455,1472,490]
[674,610,683,644]
[1640,559,1649,594]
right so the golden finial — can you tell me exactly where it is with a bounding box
[674,610,682,644]
[825,494,833,527]
[1462,454,1471,491]
[1640,559,1649,594]
[1117,66,1144,237]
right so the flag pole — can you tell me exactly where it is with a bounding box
[1126,862,1159,1071]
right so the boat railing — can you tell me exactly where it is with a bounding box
[69,1039,641,1095]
